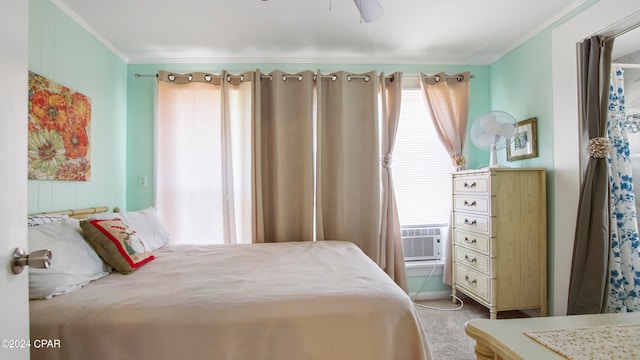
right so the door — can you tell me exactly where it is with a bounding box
[0,1,30,359]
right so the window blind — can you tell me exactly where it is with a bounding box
[393,88,453,226]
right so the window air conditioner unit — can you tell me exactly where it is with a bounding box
[402,224,443,261]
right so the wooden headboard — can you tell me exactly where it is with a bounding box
[29,206,117,219]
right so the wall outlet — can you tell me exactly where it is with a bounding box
[138,176,148,188]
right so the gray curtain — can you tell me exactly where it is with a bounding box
[567,35,614,315]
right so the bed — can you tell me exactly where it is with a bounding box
[27,207,431,360]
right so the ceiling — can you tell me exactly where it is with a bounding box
[54,0,596,65]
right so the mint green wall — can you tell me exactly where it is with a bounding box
[28,0,128,213]
[408,274,450,296]
[489,33,555,171]
[126,64,490,211]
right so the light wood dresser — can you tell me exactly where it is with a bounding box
[451,168,547,319]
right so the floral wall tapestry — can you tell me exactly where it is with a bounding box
[28,72,91,181]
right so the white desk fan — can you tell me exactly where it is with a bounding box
[470,111,517,168]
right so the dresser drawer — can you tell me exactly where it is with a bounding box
[453,212,490,234]
[455,247,490,274]
[454,229,490,253]
[453,175,489,194]
[453,195,490,214]
[455,265,491,303]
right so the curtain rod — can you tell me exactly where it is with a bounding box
[403,73,475,81]
[134,73,367,80]
[135,72,475,81]
[134,73,374,82]
[135,73,376,80]
[613,63,640,70]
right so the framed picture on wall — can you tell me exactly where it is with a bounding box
[27,72,92,181]
[507,117,538,161]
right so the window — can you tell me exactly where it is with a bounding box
[393,81,453,227]
[156,79,252,245]
[156,73,452,245]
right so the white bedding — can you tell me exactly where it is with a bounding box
[30,240,431,360]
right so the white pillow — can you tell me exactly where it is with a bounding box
[90,207,171,251]
[28,213,69,227]
[29,218,110,300]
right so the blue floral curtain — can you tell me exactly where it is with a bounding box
[606,65,640,312]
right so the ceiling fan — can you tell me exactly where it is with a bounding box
[353,0,384,23]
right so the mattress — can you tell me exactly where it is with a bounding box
[30,240,431,360]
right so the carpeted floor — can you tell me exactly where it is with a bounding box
[415,297,528,360]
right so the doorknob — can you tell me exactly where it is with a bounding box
[11,248,52,274]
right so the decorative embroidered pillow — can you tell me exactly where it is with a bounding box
[89,207,171,250]
[80,218,154,274]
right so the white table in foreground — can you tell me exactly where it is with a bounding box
[464,312,640,360]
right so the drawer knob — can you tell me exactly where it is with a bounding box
[464,275,477,285]
[464,237,477,244]
[463,182,477,188]
[463,200,477,207]
[464,254,477,263]
[464,218,477,226]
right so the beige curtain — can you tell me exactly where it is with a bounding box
[567,36,614,315]
[379,72,408,291]
[156,71,252,244]
[252,70,315,243]
[316,71,381,262]
[419,72,471,285]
